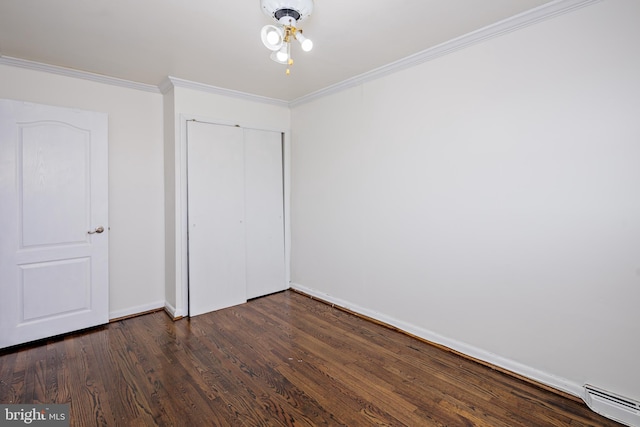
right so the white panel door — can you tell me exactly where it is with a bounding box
[0,99,108,349]
[244,129,286,299]
[187,121,246,316]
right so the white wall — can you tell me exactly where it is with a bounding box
[163,85,291,318]
[163,87,177,312]
[0,64,166,319]
[291,0,640,402]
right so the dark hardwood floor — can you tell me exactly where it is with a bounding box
[0,290,621,426]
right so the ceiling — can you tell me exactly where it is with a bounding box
[0,0,554,102]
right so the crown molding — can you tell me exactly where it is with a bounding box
[160,76,290,108]
[1,0,600,107]
[0,55,161,94]
[0,55,287,106]
[289,0,601,108]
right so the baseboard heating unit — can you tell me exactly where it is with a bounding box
[584,385,640,427]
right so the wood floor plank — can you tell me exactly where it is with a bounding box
[192,308,340,426]
[256,295,535,426]
[0,290,624,426]
[252,295,511,425]
[120,315,242,426]
[246,297,417,425]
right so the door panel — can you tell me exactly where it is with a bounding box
[20,258,91,321]
[187,121,246,316]
[0,99,108,349]
[244,129,286,299]
[20,122,90,247]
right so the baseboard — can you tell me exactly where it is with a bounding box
[109,301,165,322]
[163,301,185,321]
[289,283,585,402]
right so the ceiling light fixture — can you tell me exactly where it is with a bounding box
[260,0,314,75]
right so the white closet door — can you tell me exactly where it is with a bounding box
[244,129,286,299]
[187,121,246,316]
[187,122,286,316]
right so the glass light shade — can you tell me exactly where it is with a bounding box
[300,38,313,52]
[266,29,281,46]
[261,25,284,51]
[295,32,313,52]
[270,44,290,64]
[270,52,288,64]
[276,44,289,62]
[269,52,284,64]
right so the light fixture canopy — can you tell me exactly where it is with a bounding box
[261,0,313,24]
[260,0,314,74]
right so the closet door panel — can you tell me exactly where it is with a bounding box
[244,129,286,299]
[187,122,246,316]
